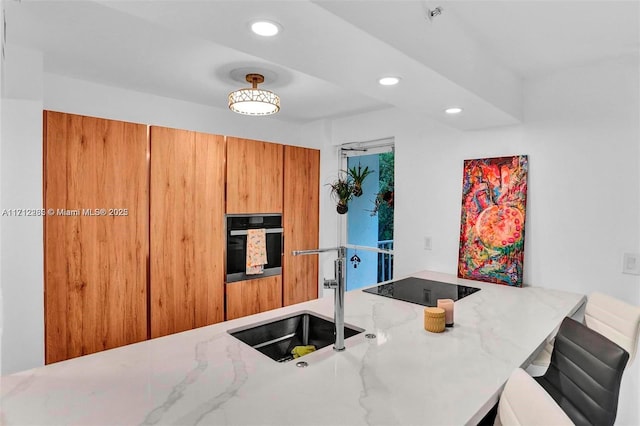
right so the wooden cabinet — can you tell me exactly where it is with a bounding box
[226,276,283,320]
[149,126,225,338]
[283,146,320,306]
[226,142,319,317]
[44,112,319,357]
[44,111,148,364]
[226,137,283,214]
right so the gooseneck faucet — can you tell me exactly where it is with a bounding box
[292,246,347,351]
[292,244,394,352]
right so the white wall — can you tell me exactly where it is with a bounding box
[1,99,44,374]
[0,1,5,375]
[0,44,45,375]
[323,55,640,424]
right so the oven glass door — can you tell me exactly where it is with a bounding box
[226,215,282,282]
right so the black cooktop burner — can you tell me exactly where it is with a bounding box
[362,277,481,307]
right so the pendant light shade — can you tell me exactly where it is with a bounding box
[228,73,280,116]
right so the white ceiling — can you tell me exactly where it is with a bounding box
[5,1,638,130]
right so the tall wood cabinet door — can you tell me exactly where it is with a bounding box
[226,137,283,214]
[150,126,226,338]
[44,111,148,364]
[226,276,283,321]
[283,146,320,306]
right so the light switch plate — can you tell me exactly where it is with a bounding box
[424,236,432,250]
[622,253,640,275]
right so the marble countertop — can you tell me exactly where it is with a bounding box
[0,271,585,425]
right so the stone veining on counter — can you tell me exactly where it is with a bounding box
[0,271,585,425]
[141,334,247,425]
[357,300,419,425]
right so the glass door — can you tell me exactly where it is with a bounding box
[341,140,394,291]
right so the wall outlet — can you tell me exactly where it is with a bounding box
[424,236,432,250]
[622,253,640,275]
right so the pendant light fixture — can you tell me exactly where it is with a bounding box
[228,73,280,116]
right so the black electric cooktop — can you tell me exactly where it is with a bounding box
[362,277,481,307]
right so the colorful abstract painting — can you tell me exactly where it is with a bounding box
[458,155,528,287]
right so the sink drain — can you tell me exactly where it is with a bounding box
[365,333,377,339]
[295,361,308,368]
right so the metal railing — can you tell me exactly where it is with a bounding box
[377,240,394,282]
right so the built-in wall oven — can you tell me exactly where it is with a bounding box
[226,214,283,283]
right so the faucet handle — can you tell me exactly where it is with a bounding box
[323,278,338,289]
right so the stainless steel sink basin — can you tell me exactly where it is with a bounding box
[227,310,364,362]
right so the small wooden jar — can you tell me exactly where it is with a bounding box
[424,307,446,333]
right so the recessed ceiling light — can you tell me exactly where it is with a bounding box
[251,21,280,37]
[445,107,463,114]
[378,77,400,86]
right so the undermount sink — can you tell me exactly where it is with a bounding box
[227,311,364,362]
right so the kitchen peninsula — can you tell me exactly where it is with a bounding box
[0,271,585,425]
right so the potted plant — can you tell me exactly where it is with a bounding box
[329,176,354,214]
[370,189,394,216]
[347,163,374,197]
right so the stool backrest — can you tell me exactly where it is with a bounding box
[496,368,573,426]
[585,291,640,364]
[535,317,629,426]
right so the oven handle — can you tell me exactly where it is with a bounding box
[229,228,283,236]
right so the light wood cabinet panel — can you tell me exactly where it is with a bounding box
[283,146,320,306]
[44,111,148,364]
[226,276,282,320]
[226,137,283,214]
[150,126,225,338]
